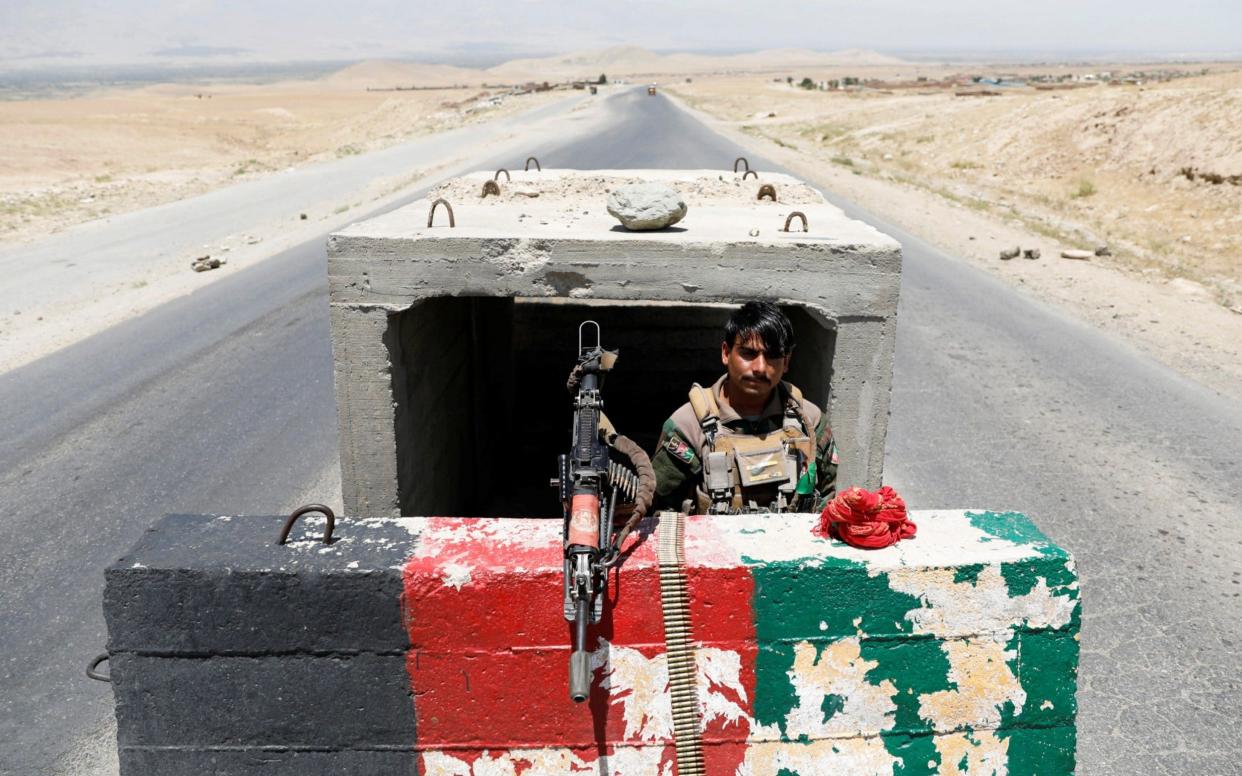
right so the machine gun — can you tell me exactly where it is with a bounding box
[552,321,654,703]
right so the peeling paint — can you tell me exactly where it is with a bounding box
[594,641,752,741]
[403,511,1078,775]
[421,746,672,775]
[739,738,898,775]
[782,639,897,739]
[716,511,1048,572]
[919,636,1025,730]
[933,730,1009,776]
[441,562,473,590]
[886,565,1077,638]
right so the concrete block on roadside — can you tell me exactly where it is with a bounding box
[118,748,417,776]
[102,509,1078,775]
[110,653,415,747]
[104,514,413,653]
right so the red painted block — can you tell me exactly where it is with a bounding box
[403,516,755,772]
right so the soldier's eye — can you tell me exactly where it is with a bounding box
[736,346,785,361]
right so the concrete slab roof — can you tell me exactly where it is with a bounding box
[332,169,899,252]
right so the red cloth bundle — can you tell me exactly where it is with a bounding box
[816,486,917,549]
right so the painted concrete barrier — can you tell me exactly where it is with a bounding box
[104,510,1078,775]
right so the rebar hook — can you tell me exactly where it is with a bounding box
[783,211,808,232]
[86,653,111,682]
[427,198,455,228]
[277,504,337,545]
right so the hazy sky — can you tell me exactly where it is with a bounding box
[2,0,1239,66]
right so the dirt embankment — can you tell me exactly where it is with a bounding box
[0,80,561,243]
[666,67,1242,400]
[670,69,1242,310]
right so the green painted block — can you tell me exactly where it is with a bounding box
[1006,630,1080,728]
[730,510,1080,774]
[1000,725,1078,775]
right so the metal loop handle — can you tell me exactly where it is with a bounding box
[278,504,337,546]
[494,168,511,182]
[525,156,541,172]
[427,198,455,228]
[86,653,111,682]
[733,157,750,173]
[742,170,758,180]
[481,180,500,198]
[783,211,808,232]
[578,319,600,354]
[757,184,777,202]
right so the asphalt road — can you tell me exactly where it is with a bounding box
[2,87,1239,775]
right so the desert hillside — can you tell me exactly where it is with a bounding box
[484,45,905,81]
[324,60,489,88]
[670,66,1242,305]
[315,46,908,88]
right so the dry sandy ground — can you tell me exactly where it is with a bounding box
[0,44,910,249]
[665,68,1242,401]
[0,78,562,244]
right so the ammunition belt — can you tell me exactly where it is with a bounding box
[657,511,705,775]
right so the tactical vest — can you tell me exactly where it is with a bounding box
[687,381,816,514]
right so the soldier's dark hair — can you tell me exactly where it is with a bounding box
[723,301,795,357]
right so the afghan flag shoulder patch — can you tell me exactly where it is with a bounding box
[665,434,696,464]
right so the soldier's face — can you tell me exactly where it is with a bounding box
[722,333,790,401]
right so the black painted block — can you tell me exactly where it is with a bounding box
[104,514,414,653]
[111,653,417,747]
[118,747,419,776]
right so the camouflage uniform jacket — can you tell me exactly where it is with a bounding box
[652,375,839,513]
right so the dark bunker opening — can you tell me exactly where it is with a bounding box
[385,298,837,517]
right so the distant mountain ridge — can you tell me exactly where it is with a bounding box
[326,45,907,87]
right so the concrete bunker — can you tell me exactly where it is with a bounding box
[328,169,903,517]
[387,296,837,516]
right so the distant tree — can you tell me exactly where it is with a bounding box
[786,76,793,85]
[598,73,607,85]
[799,77,815,90]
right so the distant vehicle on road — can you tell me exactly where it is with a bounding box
[647,84,657,95]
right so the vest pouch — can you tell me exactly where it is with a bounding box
[705,451,733,493]
[731,437,790,488]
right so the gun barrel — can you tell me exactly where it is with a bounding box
[569,597,591,702]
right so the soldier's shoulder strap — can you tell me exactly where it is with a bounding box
[687,383,721,443]
[779,381,813,435]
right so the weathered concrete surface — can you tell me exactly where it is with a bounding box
[407,509,1079,774]
[328,169,903,517]
[103,514,420,774]
[103,509,1077,775]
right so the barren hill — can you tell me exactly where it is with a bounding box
[671,66,1242,298]
[325,60,486,88]
[484,45,907,81]
[321,46,909,88]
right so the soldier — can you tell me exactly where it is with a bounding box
[653,301,838,514]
